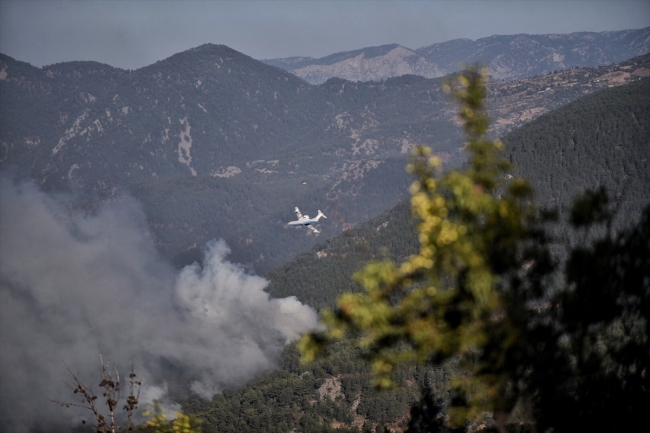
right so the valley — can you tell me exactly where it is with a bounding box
[1,47,647,272]
[0,32,649,433]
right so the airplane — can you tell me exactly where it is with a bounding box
[287,207,327,233]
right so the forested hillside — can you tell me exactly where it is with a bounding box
[181,199,441,433]
[265,199,417,309]
[180,75,650,433]
[504,77,650,226]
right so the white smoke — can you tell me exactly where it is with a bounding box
[0,178,319,432]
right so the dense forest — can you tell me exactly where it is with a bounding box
[504,77,650,226]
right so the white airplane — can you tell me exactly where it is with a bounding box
[287,207,327,233]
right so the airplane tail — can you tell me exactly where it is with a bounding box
[316,210,327,220]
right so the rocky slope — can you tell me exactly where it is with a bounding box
[264,27,650,84]
[266,44,445,84]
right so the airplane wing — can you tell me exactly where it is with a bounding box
[307,225,319,233]
[294,207,303,219]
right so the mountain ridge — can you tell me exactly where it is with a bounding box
[1,44,648,272]
[264,27,650,84]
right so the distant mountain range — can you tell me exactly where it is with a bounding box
[263,28,650,84]
[1,40,648,272]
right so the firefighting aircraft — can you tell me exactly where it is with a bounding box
[287,207,327,233]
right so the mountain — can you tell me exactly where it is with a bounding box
[1,45,648,272]
[182,78,650,433]
[265,44,446,85]
[263,27,650,84]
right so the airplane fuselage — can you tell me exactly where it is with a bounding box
[287,217,319,226]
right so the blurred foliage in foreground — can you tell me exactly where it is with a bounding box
[300,66,649,432]
[140,403,201,433]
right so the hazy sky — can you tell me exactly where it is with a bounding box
[1,0,649,70]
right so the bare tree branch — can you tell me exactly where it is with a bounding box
[53,355,141,432]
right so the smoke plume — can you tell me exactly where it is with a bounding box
[0,178,319,432]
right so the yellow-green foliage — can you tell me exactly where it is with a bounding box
[299,66,538,426]
[141,404,202,433]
